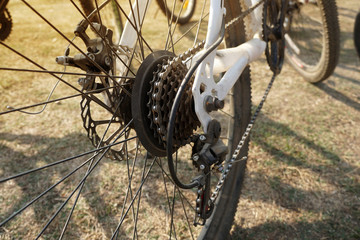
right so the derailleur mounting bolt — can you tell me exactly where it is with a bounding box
[193,154,199,161]
[205,96,225,112]
[200,165,205,170]
[199,135,206,141]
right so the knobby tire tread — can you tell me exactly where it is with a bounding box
[286,0,340,83]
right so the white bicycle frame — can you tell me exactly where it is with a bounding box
[117,0,266,132]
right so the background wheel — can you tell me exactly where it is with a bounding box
[284,0,340,83]
[156,0,196,25]
[79,0,123,43]
[0,0,250,239]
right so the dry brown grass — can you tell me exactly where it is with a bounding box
[231,1,360,239]
[0,0,359,239]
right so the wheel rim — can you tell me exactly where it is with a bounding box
[285,1,325,71]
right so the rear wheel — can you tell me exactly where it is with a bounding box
[285,0,340,83]
[0,0,250,239]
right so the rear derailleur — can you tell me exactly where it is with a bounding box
[191,119,228,225]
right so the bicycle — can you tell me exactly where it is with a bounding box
[0,0,339,239]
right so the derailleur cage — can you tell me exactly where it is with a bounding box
[191,119,229,223]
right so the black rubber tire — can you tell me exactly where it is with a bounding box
[156,0,196,25]
[197,1,251,239]
[354,12,360,58]
[285,0,340,83]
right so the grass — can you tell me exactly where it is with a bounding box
[1,0,360,239]
[230,1,360,239]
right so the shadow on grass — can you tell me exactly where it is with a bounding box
[0,131,194,239]
[231,218,359,240]
[230,114,360,239]
[315,82,360,112]
[0,132,129,238]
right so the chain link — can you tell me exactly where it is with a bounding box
[225,0,266,30]
[208,74,276,205]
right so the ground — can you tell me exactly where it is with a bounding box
[231,0,360,239]
[0,0,359,239]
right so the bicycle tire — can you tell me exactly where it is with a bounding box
[0,0,250,239]
[156,0,196,25]
[285,0,340,83]
[354,12,360,58]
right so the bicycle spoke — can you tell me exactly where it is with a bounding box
[35,109,135,238]
[155,158,195,212]
[94,0,104,26]
[111,156,157,239]
[113,0,153,54]
[167,12,209,51]
[193,0,208,46]
[0,151,102,227]
[70,0,137,77]
[129,141,141,240]
[0,117,133,181]
[21,0,131,97]
[58,94,125,239]
[178,188,195,240]
[1,138,133,230]
[168,0,192,48]
[159,158,178,239]
[163,0,176,52]
[0,41,115,113]
[0,87,117,116]
[0,67,133,79]
[114,141,141,240]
